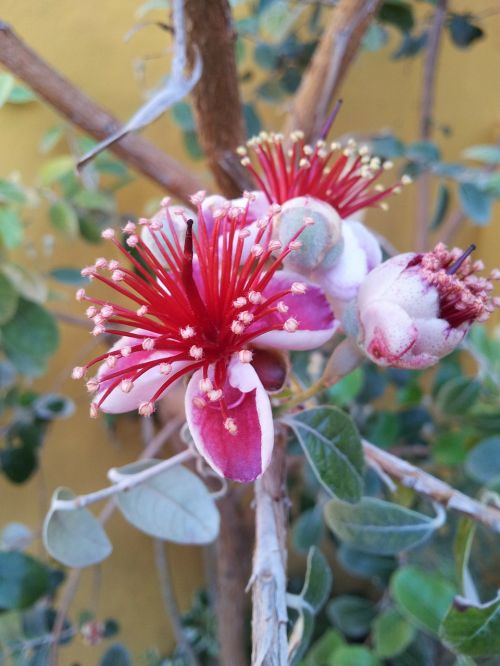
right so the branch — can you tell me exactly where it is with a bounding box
[363,440,500,533]
[285,0,383,141]
[0,21,203,205]
[415,0,448,252]
[250,436,288,666]
[184,0,246,196]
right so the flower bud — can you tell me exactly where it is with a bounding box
[276,197,343,273]
[356,244,499,369]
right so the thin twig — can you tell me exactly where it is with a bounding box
[0,22,203,204]
[250,435,288,666]
[48,418,182,665]
[416,0,448,252]
[285,0,383,142]
[363,440,500,533]
[154,539,201,666]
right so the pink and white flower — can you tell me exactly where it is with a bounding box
[73,202,337,482]
[237,132,409,302]
[356,243,500,369]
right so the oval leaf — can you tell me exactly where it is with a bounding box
[465,436,500,485]
[327,595,376,639]
[0,551,51,609]
[49,200,79,238]
[0,273,18,325]
[284,407,364,502]
[391,565,455,634]
[324,497,445,555]
[373,608,415,658]
[439,594,500,657]
[301,547,332,612]
[43,488,112,567]
[115,461,220,544]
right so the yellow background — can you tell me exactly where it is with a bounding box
[0,0,499,663]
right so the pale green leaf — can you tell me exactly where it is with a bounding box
[324,497,445,555]
[0,73,15,107]
[116,461,220,544]
[0,263,47,303]
[465,437,500,485]
[39,126,64,154]
[43,488,112,567]
[38,156,75,186]
[49,200,79,238]
[440,594,500,657]
[0,208,23,249]
[373,607,415,658]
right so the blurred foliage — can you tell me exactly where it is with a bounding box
[1,0,500,663]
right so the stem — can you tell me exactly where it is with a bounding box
[250,434,288,666]
[51,449,194,511]
[154,539,201,666]
[416,0,448,252]
[0,22,203,205]
[49,418,182,665]
[285,0,383,141]
[184,0,246,197]
[363,440,500,533]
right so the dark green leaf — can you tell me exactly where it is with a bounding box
[2,299,59,377]
[440,594,500,657]
[324,497,444,555]
[373,608,415,658]
[303,629,345,666]
[378,2,414,32]
[301,547,332,612]
[337,544,396,583]
[43,488,112,567]
[448,14,484,49]
[0,444,38,484]
[459,183,492,225]
[327,595,376,638]
[430,184,450,230]
[406,141,440,163]
[465,436,500,485]
[49,267,89,286]
[284,406,364,502]
[435,376,481,415]
[244,103,261,138]
[391,565,455,634]
[392,31,428,59]
[171,101,195,131]
[254,43,278,70]
[0,273,18,325]
[0,552,51,610]
[183,130,204,160]
[292,506,324,554]
[100,643,132,666]
[332,645,381,666]
[78,215,104,243]
[256,80,286,102]
[34,394,75,420]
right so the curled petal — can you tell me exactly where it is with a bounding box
[252,271,338,350]
[185,360,273,482]
[359,300,418,367]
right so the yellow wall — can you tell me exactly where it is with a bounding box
[1,1,499,663]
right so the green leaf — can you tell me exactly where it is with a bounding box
[362,23,389,52]
[378,2,414,32]
[301,547,332,612]
[448,14,484,49]
[49,267,89,286]
[465,437,500,485]
[370,135,406,158]
[258,1,305,43]
[430,183,450,230]
[0,73,15,107]
[406,141,440,163]
[284,406,364,502]
[391,565,455,634]
[0,273,18,325]
[435,376,481,415]
[337,544,396,583]
[115,461,220,544]
[2,299,59,377]
[100,643,133,666]
[49,200,79,238]
[325,368,363,407]
[454,518,477,599]
[289,606,315,665]
[0,180,27,204]
[0,263,48,303]
[303,629,345,666]
[38,156,75,186]
[440,595,500,657]
[39,126,64,154]
[459,183,492,225]
[292,506,324,554]
[463,145,500,164]
[332,645,381,666]
[324,497,444,555]
[0,208,23,249]
[0,441,38,484]
[183,130,204,160]
[373,608,415,658]
[392,31,428,59]
[327,595,376,638]
[72,189,114,212]
[254,43,278,70]
[0,552,51,610]
[34,393,75,420]
[244,103,261,138]
[7,85,36,104]
[43,487,112,567]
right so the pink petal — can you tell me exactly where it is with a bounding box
[411,318,467,362]
[251,271,338,350]
[95,332,187,413]
[359,300,418,366]
[185,360,274,482]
